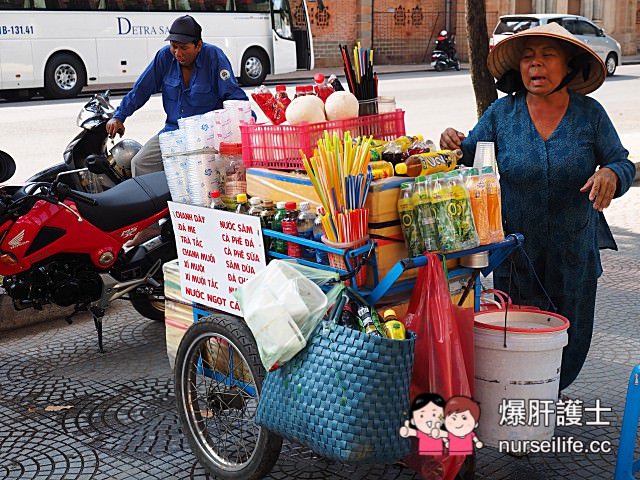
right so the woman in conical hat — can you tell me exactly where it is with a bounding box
[440,23,635,390]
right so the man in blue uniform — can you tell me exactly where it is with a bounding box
[106,15,249,176]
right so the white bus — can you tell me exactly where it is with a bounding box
[0,0,313,99]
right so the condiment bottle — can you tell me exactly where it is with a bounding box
[395,149,462,177]
[481,165,505,243]
[313,73,334,103]
[293,85,306,99]
[271,201,288,254]
[282,201,301,258]
[465,167,490,245]
[235,193,250,214]
[260,199,277,230]
[297,201,316,259]
[209,190,226,210]
[248,197,264,218]
[274,85,291,110]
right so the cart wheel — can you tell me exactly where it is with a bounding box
[175,314,282,480]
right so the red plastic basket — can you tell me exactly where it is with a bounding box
[240,110,406,170]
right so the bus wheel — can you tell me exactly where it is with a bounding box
[45,53,86,99]
[240,48,269,86]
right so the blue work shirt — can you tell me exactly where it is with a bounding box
[114,43,248,133]
[460,90,635,297]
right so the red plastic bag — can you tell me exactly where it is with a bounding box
[402,253,474,480]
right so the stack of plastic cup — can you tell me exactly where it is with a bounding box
[181,113,217,152]
[223,99,252,143]
[213,109,234,149]
[159,130,190,204]
[187,153,218,207]
[473,141,498,174]
[159,129,186,156]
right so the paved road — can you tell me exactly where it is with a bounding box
[1,65,639,183]
[1,184,639,480]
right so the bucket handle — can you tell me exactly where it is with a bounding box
[480,289,541,311]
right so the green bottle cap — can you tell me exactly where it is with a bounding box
[400,182,412,189]
[469,167,479,176]
[482,165,495,174]
[415,175,427,182]
[444,170,460,178]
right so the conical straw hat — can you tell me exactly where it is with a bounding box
[487,22,606,95]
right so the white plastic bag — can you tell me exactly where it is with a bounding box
[235,260,341,370]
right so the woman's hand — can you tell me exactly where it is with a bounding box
[580,167,619,212]
[440,128,466,150]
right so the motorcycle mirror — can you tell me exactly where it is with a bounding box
[0,150,17,182]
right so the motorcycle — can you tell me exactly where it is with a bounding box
[0,152,175,351]
[431,35,461,72]
[26,90,141,193]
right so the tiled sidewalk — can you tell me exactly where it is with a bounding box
[1,183,639,479]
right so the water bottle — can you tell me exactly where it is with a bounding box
[296,201,315,260]
[271,201,287,254]
[313,207,329,265]
[209,190,227,210]
[282,202,301,258]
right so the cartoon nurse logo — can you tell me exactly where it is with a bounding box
[400,394,483,456]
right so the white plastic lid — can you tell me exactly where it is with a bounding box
[299,201,310,211]
[249,197,262,205]
[276,201,287,209]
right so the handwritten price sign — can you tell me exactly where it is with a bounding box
[168,202,266,315]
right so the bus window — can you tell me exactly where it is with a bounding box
[237,0,269,13]
[204,0,230,12]
[0,0,29,9]
[271,0,293,39]
[106,0,156,10]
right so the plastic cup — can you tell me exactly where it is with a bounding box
[377,96,396,114]
[358,98,378,117]
[473,141,497,172]
[321,235,370,287]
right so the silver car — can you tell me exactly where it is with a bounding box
[490,14,622,76]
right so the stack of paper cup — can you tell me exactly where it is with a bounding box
[213,109,234,149]
[187,153,218,207]
[223,99,251,143]
[181,113,217,152]
[473,141,498,173]
[162,156,191,204]
[159,129,186,156]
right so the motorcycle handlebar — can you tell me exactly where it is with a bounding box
[53,181,97,206]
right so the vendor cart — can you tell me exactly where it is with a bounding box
[172,225,523,480]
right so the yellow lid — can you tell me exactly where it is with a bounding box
[236,193,248,203]
[383,309,397,321]
[395,163,408,175]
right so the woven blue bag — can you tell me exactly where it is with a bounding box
[255,322,415,463]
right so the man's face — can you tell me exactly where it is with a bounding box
[170,40,202,67]
[444,409,477,438]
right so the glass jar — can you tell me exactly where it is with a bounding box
[377,96,396,114]
[219,142,245,210]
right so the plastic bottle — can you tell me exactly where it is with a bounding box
[293,85,306,99]
[465,167,490,245]
[271,201,288,254]
[413,175,440,253]
[235,193,250,214]
[220,142,246,210]
[395,149,462,177]
[368,160,394,180]
[313,73,335,103]
[398,182,422,258]
[382,309,407,340]
[430,172,457,252]
[355,303,383,337]
[282,201,301,258]
[305,85,316,96]
[297,201,316,260]
[248,197,264,220]
[260,199,277,230]
[481,165,505,243]
[209,190,227,210]
[274,85,291,111]
[313,207,330,265]
[435,171,479,252]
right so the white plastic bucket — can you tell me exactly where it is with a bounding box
[474,307,569,449]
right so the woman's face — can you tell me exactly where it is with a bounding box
[413,402,444,433]
[519,37,569,96]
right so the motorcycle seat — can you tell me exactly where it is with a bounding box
[75,172,171,232]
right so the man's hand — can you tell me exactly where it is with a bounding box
[440,128,466,150]
[580,167,619,212]
[106,118,125,139]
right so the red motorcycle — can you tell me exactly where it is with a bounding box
[0,152,176,351]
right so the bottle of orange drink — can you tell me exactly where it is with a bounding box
[465,167,490,245]
[481,166,504,243]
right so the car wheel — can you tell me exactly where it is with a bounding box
[605,53,617,76]
[44,53,86,98]
[240,48,269,86]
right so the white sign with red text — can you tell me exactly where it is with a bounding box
[168,202,266,316]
